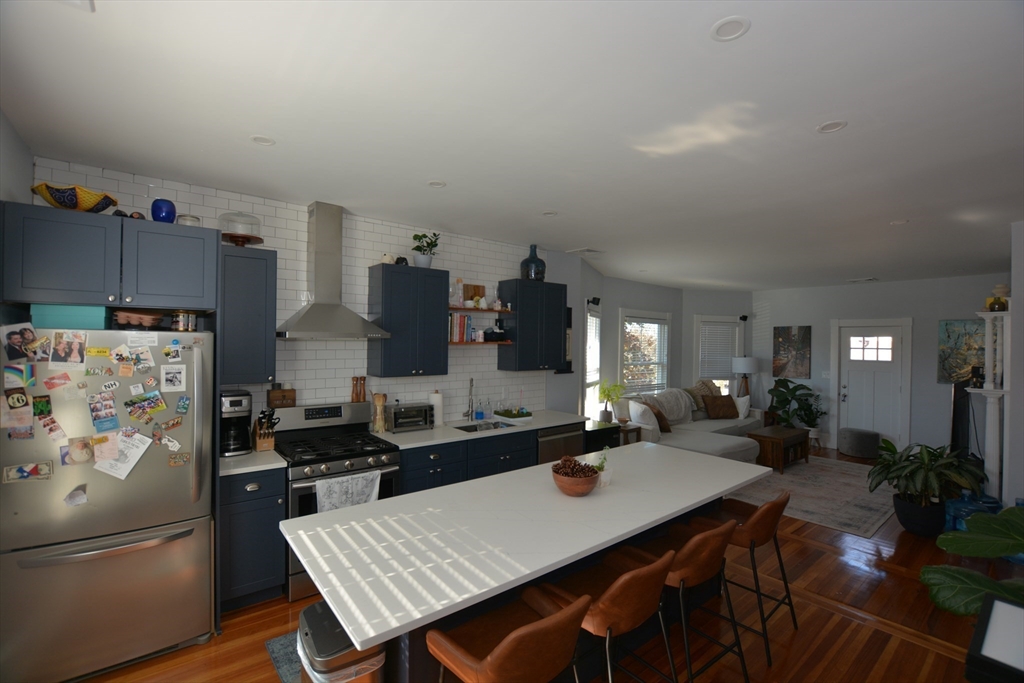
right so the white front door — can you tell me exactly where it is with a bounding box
[839,326,904,446]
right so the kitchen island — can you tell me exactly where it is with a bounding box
[280,441,769,674]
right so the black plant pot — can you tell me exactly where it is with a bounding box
[892,494,946,537]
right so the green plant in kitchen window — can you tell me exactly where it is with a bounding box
[412,232,440,256]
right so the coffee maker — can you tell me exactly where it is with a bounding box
[220,390,253,457]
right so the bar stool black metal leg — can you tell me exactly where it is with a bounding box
[721,564,749,683]
[749,542,772,666]
[605,627,615,683]
[678,581,695,683]
[438,664,445,683]
[657,597,678,683]
[774,533,798,630]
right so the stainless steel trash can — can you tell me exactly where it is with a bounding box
[298,601,385,683]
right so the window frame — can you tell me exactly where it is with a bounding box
[619,308,672,394]
[583,305,602,418]
[693,315,745,389]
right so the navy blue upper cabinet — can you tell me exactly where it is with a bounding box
[497,279,567,371]
[1,202,219,310]
[218,245,277,385]
[2,202,121,305]
[367,264,449,377]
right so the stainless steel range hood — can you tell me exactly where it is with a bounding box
[276,202,390,340]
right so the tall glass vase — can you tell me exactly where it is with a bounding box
[520,244,546,281]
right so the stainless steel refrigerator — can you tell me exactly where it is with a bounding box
[0,329,214,682]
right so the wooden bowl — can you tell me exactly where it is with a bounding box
[552,471,599,497]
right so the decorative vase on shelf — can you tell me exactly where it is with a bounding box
[520,244,546,281]
[151,198,176,223]
[988,297,1008,312]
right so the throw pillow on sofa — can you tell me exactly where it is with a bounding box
[642,401,672,433]
[683,380,720,412]
[628,401,661,443]
[704,395,739,420]
[732,394,751,419]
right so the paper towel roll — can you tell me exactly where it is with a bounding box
[429,390,444,426]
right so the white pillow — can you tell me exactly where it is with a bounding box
[732,394,751,419]
[628,400,661,443]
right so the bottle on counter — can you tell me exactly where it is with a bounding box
[484,398,493,419]
[474,400,485,421]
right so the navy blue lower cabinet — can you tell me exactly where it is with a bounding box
[219,471,286,602]
[467,431,537,480]
[400,442,467,493]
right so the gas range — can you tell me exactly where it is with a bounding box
[273,403,399,481]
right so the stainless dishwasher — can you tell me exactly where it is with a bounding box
[537,423,586,464]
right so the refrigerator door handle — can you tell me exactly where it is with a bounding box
[16,528,195,568]
[192,348,203,504]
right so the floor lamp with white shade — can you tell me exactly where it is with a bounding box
[732,356,759,397]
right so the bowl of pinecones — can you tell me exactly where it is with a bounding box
[551,456,600,497]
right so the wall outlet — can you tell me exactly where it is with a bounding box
[822,371,831,379]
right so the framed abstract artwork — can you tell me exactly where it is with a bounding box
[937,320,985,384]
[773,326,811,379]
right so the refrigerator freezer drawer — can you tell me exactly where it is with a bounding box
[0,516,213,682]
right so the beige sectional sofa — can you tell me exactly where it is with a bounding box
[626,387,762,463]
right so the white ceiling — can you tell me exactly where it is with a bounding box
[1,1,1022,291]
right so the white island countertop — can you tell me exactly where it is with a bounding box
[280,442,770,650]
[380,409,586,449]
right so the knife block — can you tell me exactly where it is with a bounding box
[252,421,275,452]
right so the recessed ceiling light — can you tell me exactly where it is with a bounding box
[427,181,447,188]
[250,135,276,146]
[711,16,751,42]
[542,211,558,217]
[816,121,848,134]
[889,219,910,226]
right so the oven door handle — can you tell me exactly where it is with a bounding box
[290,465,400,490]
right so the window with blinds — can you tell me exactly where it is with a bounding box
[698,319,740,380]
[622,313,669,392]
[584,309,602,418]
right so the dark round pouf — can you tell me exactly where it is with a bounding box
[838,427,881,459]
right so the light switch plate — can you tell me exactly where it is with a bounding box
[822,371,831,379]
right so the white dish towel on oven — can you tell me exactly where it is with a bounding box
[315,470,381,512]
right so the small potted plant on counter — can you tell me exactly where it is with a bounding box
[412,232,440,268]
[867,440,986,537]
[597,379,626,423]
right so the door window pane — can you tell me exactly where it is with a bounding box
[849,336,892,362]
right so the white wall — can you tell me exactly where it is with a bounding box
[0,109,33,203]
[753,273,1010,448]
[32,157,549,423]
[1008,221,1023,503]
[544,251,583,413]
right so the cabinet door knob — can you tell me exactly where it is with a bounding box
[108,294,116,302]
[278,499,283,504]
[268,376,274,381]
[429,453,440,460]
[244,483,261,492]
[436,467,442,472]
[124,296,133,303]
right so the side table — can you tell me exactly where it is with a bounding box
[620,423,641,446]
[747,426,809,474]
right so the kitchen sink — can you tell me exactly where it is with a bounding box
[453,421,514,432]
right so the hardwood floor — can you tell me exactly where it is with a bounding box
[91,448,1021,683]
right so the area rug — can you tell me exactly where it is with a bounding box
[727,457,895,538]
[266,631,301,683]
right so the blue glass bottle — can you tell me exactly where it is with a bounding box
[520,244,546,281]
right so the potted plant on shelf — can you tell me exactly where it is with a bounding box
[597,380,626,423]
[799,393,827,447]
[411,232,440,268]
[867,439,987,537]
[766,378,815,428]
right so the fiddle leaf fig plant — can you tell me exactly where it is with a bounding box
[767,378,816,428]
[919,506,1024,615]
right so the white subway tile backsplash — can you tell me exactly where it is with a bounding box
[35,157,69,171]
[191,184,216,196]
[176,191,205,205]
[118,180,150,197]
[51,169,87,186]
[164,180,191,193]
[203,195,230,210]
[228,200,254,213]
[239,194,265,204]
[151,188,177,201]
[70,162,103,176]
[134,174,163,187]
[86,175,120,192]
[216,189,241,201]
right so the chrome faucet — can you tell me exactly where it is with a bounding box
[463,378,474,420]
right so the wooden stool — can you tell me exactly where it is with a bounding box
[426,587,590,683]
[538,551,675,683]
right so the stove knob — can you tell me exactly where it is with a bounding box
[344,460,354,471]
[367,456,377,467]
[381,454,391,464]
[320,464,330,474]
[303,466,314,476]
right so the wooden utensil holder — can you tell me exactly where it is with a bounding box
[252,422,275,452]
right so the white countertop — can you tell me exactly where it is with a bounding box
[280,442,770,649]
[380,409,587,449]
[218,449,286,476]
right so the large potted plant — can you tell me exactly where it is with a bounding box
[597,380,626,423]
[867,439,987,537]
[411,232,440,268]
[799,393,827,445]
[767,378,815,428]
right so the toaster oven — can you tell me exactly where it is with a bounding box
[385,403,434,433]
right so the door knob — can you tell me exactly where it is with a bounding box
[841,393,848,403]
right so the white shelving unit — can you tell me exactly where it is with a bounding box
[966,309,1012,499]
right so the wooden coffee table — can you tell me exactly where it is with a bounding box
[747,426,810,474]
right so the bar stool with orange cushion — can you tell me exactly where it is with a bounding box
[426,586,591,683]
[613,519,748,683]
[537,550,676,683]
[680,491,797,667]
